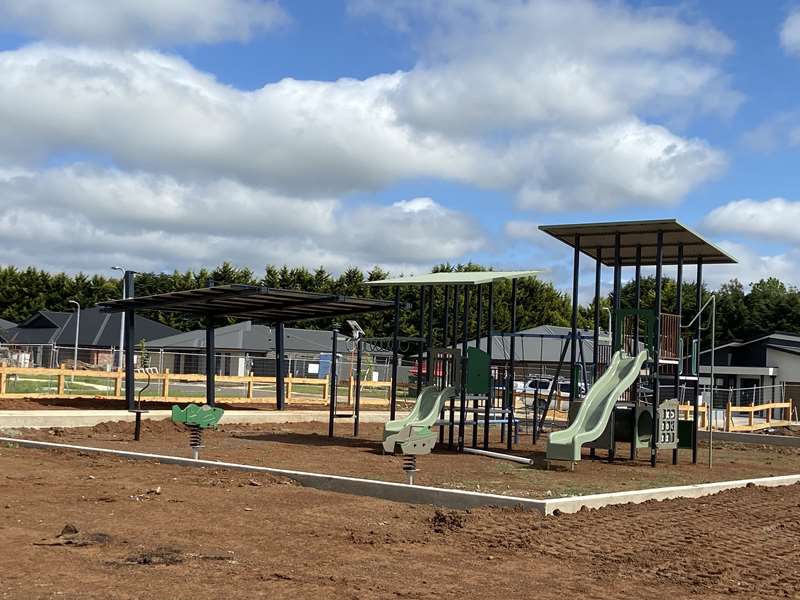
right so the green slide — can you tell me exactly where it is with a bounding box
[382,386,455,455]
[547,349,648,462]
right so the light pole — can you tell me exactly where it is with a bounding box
[111,266,126,369]
[68,300,80,383]
[684,294,716,468]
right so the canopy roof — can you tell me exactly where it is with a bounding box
[365,270,542,287]
[538,219,736,267]
[99,284,396,323]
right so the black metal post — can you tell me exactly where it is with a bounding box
[652,230,664,467]
[205,314,216,407]
[632,244,642,461]
[275,321,285,410]
[609,232,621,462]
[473,284,482,448]
[508,278,518,451]
[123,270,136,415]
[440,286,450,445]
[426,285,434,386]
[593,247,602,381]
[692,258,703,464]
[449,286,460,449]
[390,286,400,421]
[458,285,470,452]
[484,281,494,449]
[354,338,362,437]
[570,235,580,404]
[417,286,425,398]
[328,328,339,437]
[673,243,683,465]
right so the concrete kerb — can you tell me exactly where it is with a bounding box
[2,436,799,516]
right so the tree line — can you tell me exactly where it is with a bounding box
[0,263,795,346]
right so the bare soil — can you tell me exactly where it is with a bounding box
[8,419,800,499]
[1,442,799,599]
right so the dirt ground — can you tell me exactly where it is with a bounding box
[1,441,799,599]
[6,418,800,498]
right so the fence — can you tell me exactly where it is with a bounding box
[0,364,418,406]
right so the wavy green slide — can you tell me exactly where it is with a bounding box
[382,386,455,454]
[547,349,648,462]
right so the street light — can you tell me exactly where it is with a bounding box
[68,300,80,382]
[111,266,126,369]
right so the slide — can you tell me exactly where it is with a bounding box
[546,349,648,462]
[382,386,455,455]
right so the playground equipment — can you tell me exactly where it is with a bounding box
[539,219,737,467]
[547,349,648,463]
[382,386,455,454]
[171,403,224,460]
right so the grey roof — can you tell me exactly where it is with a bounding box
[100,284,395,323]
[0,318,16,330]
[4,307,179,348]
[146,321,390,355]
[539,219,737,266]
[365,271,543,287]
[470,324,606,363]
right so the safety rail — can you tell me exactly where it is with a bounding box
[725,400,792,432]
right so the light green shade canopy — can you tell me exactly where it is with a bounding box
[365,270,542,287]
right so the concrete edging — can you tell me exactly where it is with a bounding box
[697,429,800,448]
[2,436,799,516]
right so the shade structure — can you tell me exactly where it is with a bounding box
[538,220,737,266]
[365,270,542,287]
[99,284,396,323]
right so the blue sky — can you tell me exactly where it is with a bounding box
[0,0,799,295]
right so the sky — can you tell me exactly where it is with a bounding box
[1,0,799,298]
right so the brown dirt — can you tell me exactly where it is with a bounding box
[1,444,799,599]
[10,419,800,498]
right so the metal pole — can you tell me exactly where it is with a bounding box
[417,286,425,398]
[710,296,715,469]
[651,230,663,468]
[473,284,482,448]
[593,247,601,382]
[275,322,285,410]
[485,281,494,449]
[123,271,135,414]
[354,338,362,437]
[570,235,580,404]
[693,258,703,464]
[390,286,400,421]
[426,285,434,386]
[508,278,518,451]
[205,314,216,407]
[328,328,339,437]
[440,286,450,445]
[449,286,460,449]
[458,285,469,452]
[632,244,642,461]
[111,266,126,369]
[68,300,80,382]
[673,243,683,465]
[609,232,622,462]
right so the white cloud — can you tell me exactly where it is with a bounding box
[0,166,483,274]
[781,9,800,56]
[740,112,800,152]
[702,198,800,243]
[0,0,288,46]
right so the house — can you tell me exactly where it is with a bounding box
[146,320,392,378]
[0,318,15,332]
[700,332,800,415]
[2,307,179,368]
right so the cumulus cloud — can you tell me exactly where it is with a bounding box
[0,0,288,46]
[702,198,800,243]
[0,165,483,273]
[781,9,800,56]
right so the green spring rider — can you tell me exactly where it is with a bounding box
[171,404,224,460]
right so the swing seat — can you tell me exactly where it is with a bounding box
[383,386,455,455]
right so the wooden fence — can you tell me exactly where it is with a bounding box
[726,400,792,432]
[0,366,407,406]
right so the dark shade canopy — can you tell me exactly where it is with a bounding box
[99,284,396,323]
[538,219,737,266]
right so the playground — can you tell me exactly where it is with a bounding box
[2,220,799,598]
